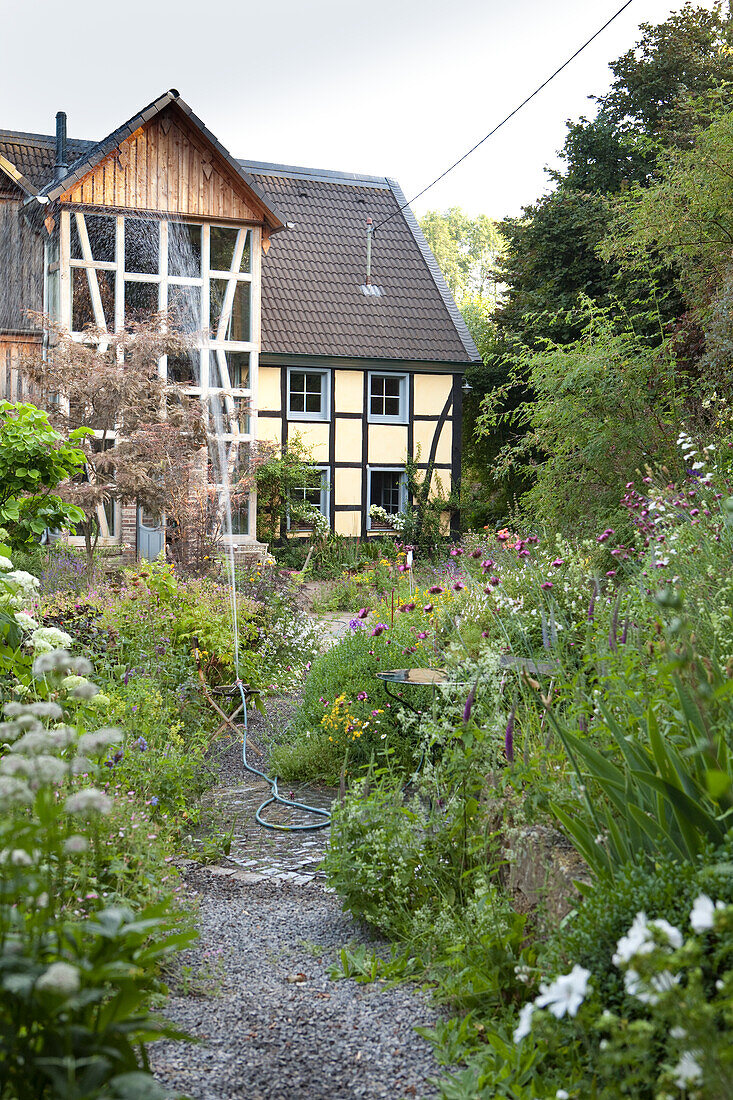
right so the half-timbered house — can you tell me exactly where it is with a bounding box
[0,90,479,556]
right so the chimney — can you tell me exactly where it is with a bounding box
[54,111,68,182]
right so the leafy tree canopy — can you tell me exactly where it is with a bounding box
[419,208,503,303]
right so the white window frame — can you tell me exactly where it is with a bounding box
[57,210,262,547]
[286,367,330,422]
[367,466,407,530]
[287,466,330,531]
[367,371,408,425]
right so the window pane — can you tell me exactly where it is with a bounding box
[210,351,249,389]
[290,392,305,413]
[125,217,159,274]
[70,214,115,262]
[210,226,238,271]
[97,271,115,330]
[371,471,401,514]
[230,501,249,535]
[168,222,202,278]
[71,269,93,331]
[168,352,198,386]
[168,284,201,334]
[125,280,158,321]
[384,377,400,398]
[210,279,251,342]
[384,395,400,417]
[305,392,321,413]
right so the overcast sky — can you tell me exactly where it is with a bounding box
[0,0,718,220]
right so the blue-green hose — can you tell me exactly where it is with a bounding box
[236,680,331,832]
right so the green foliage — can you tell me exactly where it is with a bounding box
[419,208,503,305]
[255,433,323,546]
[0,402,86,547]
[480,307,682,531]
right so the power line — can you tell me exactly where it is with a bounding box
[373,0,637,233]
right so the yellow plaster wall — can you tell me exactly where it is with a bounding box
[414,420,452,467]
[335,467,362,506]
[258,367,281,413]
[335,511,361,537]
[414,373,453,417]
[335,418,362,463]
[294,421,330,462]
[335,370,363,414]
[257,417,281,447]
[368,424,408,465]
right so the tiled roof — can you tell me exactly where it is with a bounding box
[0,116,479,365]
[0,130,94,189]
[246,165,477,363]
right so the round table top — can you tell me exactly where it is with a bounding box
[376,668,449,685]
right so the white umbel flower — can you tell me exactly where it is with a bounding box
[64,788,113,816]
[0,776,33,804]
[63,835,89,854]
[30,627,73,654]
[77,728,122,756]
[0,555,13,571]
[36,961,80,996]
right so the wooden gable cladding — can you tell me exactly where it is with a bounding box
[60,107,266,223]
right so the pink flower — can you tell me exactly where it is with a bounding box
[453,581,466,591]
[541,581,553,590]
[606,570,617,577]
[423,603,433,613]
[470,549,482,559]
[357,691,368,701]
[489,576,500,586]
[357,607,369,619]
[481,559,494,570]
[551,558,564,567]
[416,632,427,639]
[429,585,444,594]
[370,624,387,636]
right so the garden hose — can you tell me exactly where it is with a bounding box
[194,646,330,831]
[235,680,331,832]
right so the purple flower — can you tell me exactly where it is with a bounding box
[453,581,466,591]
[551,558,564,568]
[348,618,363,631]
[370,623,388,637]
[481,559,494,570]
[416,631,427,639]
[587,583,598,622]
[423,603,433,613]
[150,796,159,807]
[357,691,368,702]
[429,585,444,594]
[133,737,148,752]
[470,549,482,559]
[357,608,369,619]
[541,582,553,590]
[463,680,478,726]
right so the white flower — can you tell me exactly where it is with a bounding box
[14,611,38,632]
[624,967,680,1005]
[28,755,69,786]
[64,788,113,816]
[27,702,63,720]
[61,675,99,701]
[672,1052,703,1090]
[534,964,591,1019]
[36,961,80,996]
[10,730,63,756]
[0,555,13,571]
[613,912,682,967]
[513,1002,535,1043]
[30,627,73,654]
[0,776,33,805]
[670,1026,687,1040]
[77,728,122,756]
[64,834,89,854]
[556,1092,570,1099]
[0,848,33,866]
[33,649,73,676]
[690,894,725,933]
[70,756,96,775]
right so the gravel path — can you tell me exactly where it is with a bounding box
[151,692,444,1100]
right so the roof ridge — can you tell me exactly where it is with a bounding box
[241,159,391,188]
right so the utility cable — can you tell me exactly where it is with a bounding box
[372,0,637,233]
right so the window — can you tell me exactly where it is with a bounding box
[288,467,330,530]
[368,372,407,423]
[287,368,330,421]
[368,468,407,529]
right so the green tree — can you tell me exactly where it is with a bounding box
[419,208,503,304]
[254,434,324,546]
[479,307,682,532]
[0,402,86,548]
